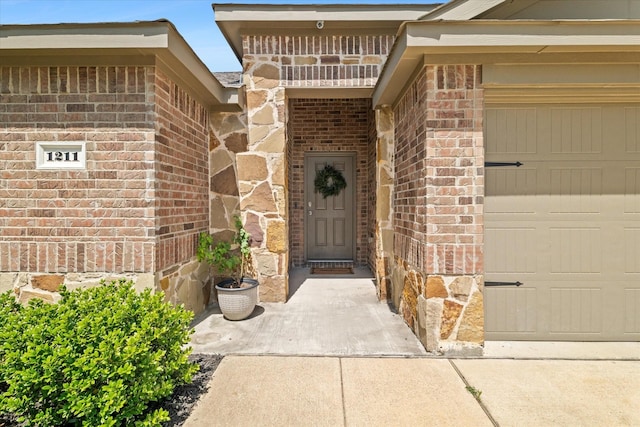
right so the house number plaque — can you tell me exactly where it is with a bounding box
[47,151,79,162]
[36,142,86,170]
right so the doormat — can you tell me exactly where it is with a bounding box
[310,267,354,275]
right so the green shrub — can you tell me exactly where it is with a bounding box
[0,279,198,426]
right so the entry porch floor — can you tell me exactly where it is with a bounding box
[189,267,427,356]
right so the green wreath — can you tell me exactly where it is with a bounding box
[314,164,347,199]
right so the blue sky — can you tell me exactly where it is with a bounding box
[0,0,438,72]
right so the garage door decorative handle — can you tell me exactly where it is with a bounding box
[485,281,523,287]
[485,161,523,167]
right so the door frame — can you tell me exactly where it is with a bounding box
[304,151,357,262]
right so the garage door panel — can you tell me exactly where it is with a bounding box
[486,107,537,154]
[485,102,639,341]
[486,227,537,273]
[625,107,640,153]
[625,228,640,273]
[625,168,640,213]
[624,289,640,334]
[487,282,633,340]
[485,168,537,214]
[551,107,602,154]
[485,287,537,334]
[549,167,602,213]
[549,288,602,334]
[550,227,602,274]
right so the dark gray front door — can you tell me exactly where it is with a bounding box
[305,153,355,261]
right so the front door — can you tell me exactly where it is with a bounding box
[305,153,355,261]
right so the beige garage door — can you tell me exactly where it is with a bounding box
[485,103,640,341]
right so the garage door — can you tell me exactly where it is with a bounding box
[485,104,640,341]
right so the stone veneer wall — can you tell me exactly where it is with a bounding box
[242,34,394,301]
[391,65,485,355]
[287,98,371,267]
[374,106,395,300]
[208,111,245,244]
[0,65,212,315]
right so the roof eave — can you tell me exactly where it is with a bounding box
[213,3,440,62]
[0,22,242,111]
[420,0,508,20]
[373,20,640,108]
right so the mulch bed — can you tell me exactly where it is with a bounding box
[160,353,224,426]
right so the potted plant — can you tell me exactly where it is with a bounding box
[197,216,259,320]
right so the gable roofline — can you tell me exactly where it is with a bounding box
[0,21,242,111]
[373,19,640,107]
[419,0,508,20]
[213,3,441,61]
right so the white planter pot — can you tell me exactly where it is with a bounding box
[215,278,259,321]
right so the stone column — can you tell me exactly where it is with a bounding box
[374,106,395,300]
[240,57,288,302]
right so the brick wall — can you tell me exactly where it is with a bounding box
[243,35,394,88]
[367,104,377,271]
[0,65,210,280]
[154,69,209,276]
[0,65,156,274]
[393,65,484,275]
[288,98,371,266]
[393,70,428,270]
[424,64,484,275]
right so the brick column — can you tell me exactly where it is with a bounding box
[392,65,484,355]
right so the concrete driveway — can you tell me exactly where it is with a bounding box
[184,356,640,427]
[189,267,426,356]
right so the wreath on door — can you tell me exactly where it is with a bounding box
[314,164,347,199]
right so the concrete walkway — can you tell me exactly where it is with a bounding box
[184,356,640,427]
[189,268,426,356]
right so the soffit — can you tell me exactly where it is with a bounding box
[373,20,640,107]
[0,22,242,111]
[213,3,440,61]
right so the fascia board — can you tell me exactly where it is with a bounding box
[372,25,415,108]
[405,20,640,49]
[214,4,438,22]
[373,20,640,107]
[421,0,508,20]
[0,23,170,49]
